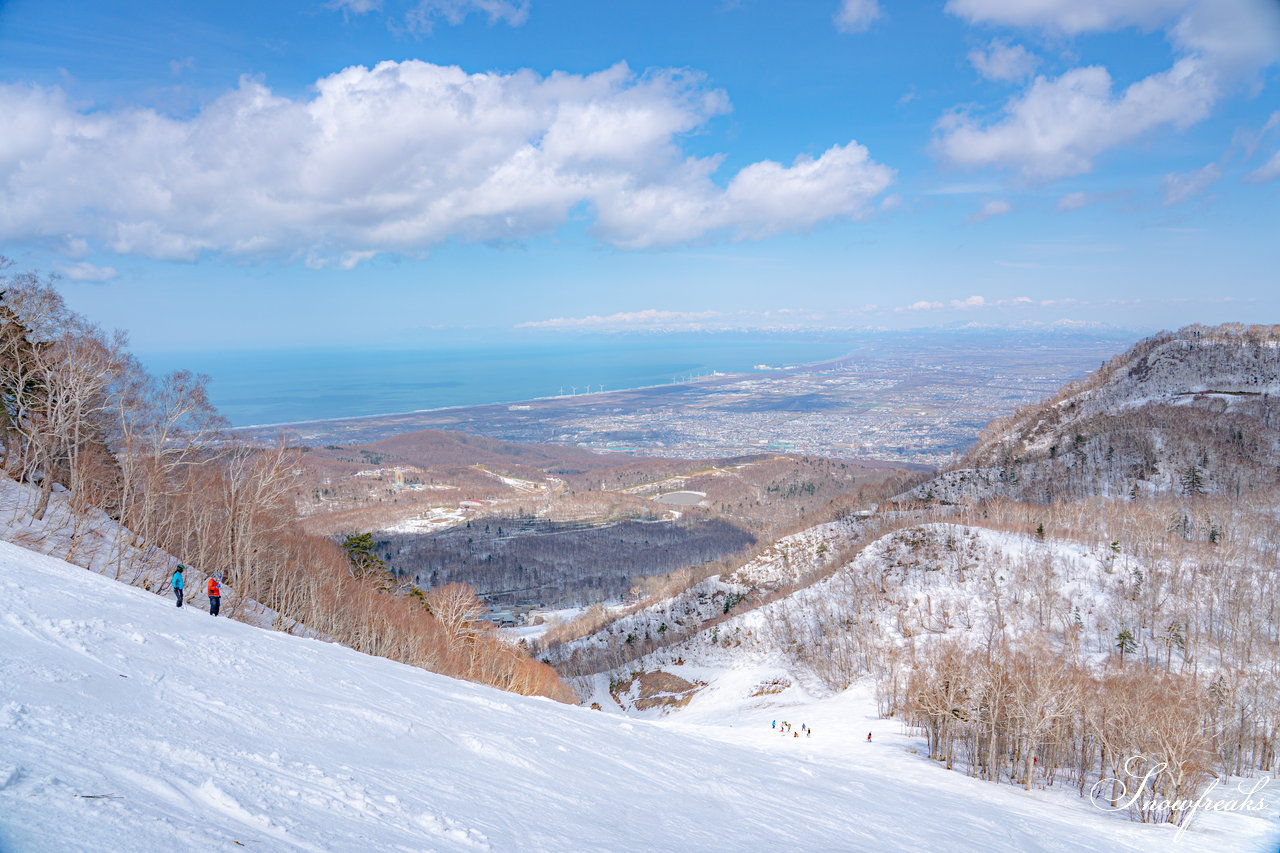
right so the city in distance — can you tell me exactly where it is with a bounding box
[233,326,1134,464]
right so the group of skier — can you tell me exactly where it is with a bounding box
[169,564,223,616]
[771,720,812,738]
[767,720,874,742]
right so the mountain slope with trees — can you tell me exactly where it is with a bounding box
[903,324,1280,505]
[0,260,569,701]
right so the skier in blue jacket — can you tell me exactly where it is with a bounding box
[172,564,186,608]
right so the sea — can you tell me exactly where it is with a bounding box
[137,335,862,428]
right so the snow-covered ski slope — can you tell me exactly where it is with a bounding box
[3,541,1276,853]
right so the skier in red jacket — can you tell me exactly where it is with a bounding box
[207,575,222,616]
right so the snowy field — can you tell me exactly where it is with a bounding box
[2,541,1277,852]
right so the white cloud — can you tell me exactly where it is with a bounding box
[1230,110,1279,159]
[945,0,1187,35]
[592,140,894,249]
[519,309,723,330]
[938,0,1280,180]
[62,235,91,258]
[1168,0,1280,74]
[834,0,883,33]
[936,59,1218,180]
[406,0,530,33]
[327,0,530,31]
[56,261,118,282]
[169,56,195,77]
[966,199,1012,222]
[1246,149,1280,183]
[0,62,892,262]
[329,0,382,12]
[968,39,1039,82]
[1240,111,1280,182]
[306,249,381,270]
[1057,191,1090,211]
[1161,162,1221,204]
[896,294,1072,313]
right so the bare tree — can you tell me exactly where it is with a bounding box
[423,582,490,656]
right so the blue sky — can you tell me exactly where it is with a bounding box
[0,0,1277,351]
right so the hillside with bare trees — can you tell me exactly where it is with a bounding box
[0,261,572,702]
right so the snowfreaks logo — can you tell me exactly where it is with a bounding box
[1089,756,1270,840]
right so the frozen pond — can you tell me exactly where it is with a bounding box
[655,490,707,506]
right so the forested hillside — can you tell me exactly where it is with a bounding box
[383,515,755,607]
[0,261,570,701]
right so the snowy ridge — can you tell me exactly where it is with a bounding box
[546,573,751,675]
[726,516,862,588]
[1030,334,1280,432]
[660,525,1129,659]
[544,515,869,677]
[577,524,1113,697]
[901,327,1280,504]
[588,522,1244,696]
[7,540,1271,851]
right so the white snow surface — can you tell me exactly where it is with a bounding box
[381,505,468,534]
[477,468,545,493]
[3,541,1278,852]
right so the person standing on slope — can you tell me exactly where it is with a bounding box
[171,564,186,608]
[207,574,222,616]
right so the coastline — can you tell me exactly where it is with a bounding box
[231,350,857,434]
[224,331,1126,464]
